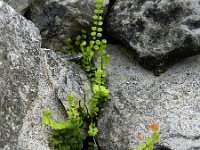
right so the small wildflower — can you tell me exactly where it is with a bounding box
[136,133,144,141]
[147,123,160,132]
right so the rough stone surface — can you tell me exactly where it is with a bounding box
[26,0,109,53]
[97,44,200,150]
[0,1,41,149]
[17,49,92,150]
[0,1,92,149]
[107,0,200,73]
[3,0,32,15]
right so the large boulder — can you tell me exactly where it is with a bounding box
[97,44,200,150]
[0,1,92,149]
[107,0,200,74]
[26,0,109,53]
[0,1,41,149]
[3,0,32,15]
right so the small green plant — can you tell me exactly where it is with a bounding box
[42,94,85,150]
[88,123,98,137]
[42,0,161,149]
[132,124,160,150]
[42,0,109,149]
[132,131,160,150]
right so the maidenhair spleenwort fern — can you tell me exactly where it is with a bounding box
[42,95,84,150]
[42,0,160,149]
[42,0,110,149]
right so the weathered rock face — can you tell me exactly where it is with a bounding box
[26,0,109,53]
[3,0,32,15]
[107,0,200,73]
[4,0,200,149]
[0,1,41,149]
[0,1,92,149]
[97,44,200,150]
[17,48,92,150]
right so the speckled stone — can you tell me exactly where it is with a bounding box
[0,1,92,149]
[0,1,41,149]
[17,48,92,150]
[97,44,200,150]
[107,0,200,73]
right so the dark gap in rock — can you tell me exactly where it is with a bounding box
[23,5,31,20]
[139,36,200,76]
[84,138,102,150]
[109,30,199,76]
[154,144,172,150]
[168,133,200,140]
[190,147,200,150]
[103,0,117,43]
[184,19,200,30]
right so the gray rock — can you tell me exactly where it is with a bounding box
[17,48,92,150]
[97,44,200,150]
[26,0,109,53]
[107,0,200,73]
[0,1,92,149]
[0,1,41,149]
[3,0,32,15]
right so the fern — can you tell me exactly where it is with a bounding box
[65,0,110,117]
[42,0,109,149]
[88,123,98,137]
[42,0,161,150]
[42,94,84,150]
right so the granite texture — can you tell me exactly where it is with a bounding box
[107,0,200,73]
[17,48,92,150]
[0,1,92,149]
[0,1,41,149]
[97,44,200,150]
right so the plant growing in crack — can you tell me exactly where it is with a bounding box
[42,0,161,149]
[42,0,110,149]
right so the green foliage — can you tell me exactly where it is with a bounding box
[43,0,161,149]
[93,84,109,98]
[42,110,68,130]
[42,0,110,149]
[88,123,98,137]
[65,0,110,117]
[42,94,84,150]
[88,142,98,150]
[132,132,160,150]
